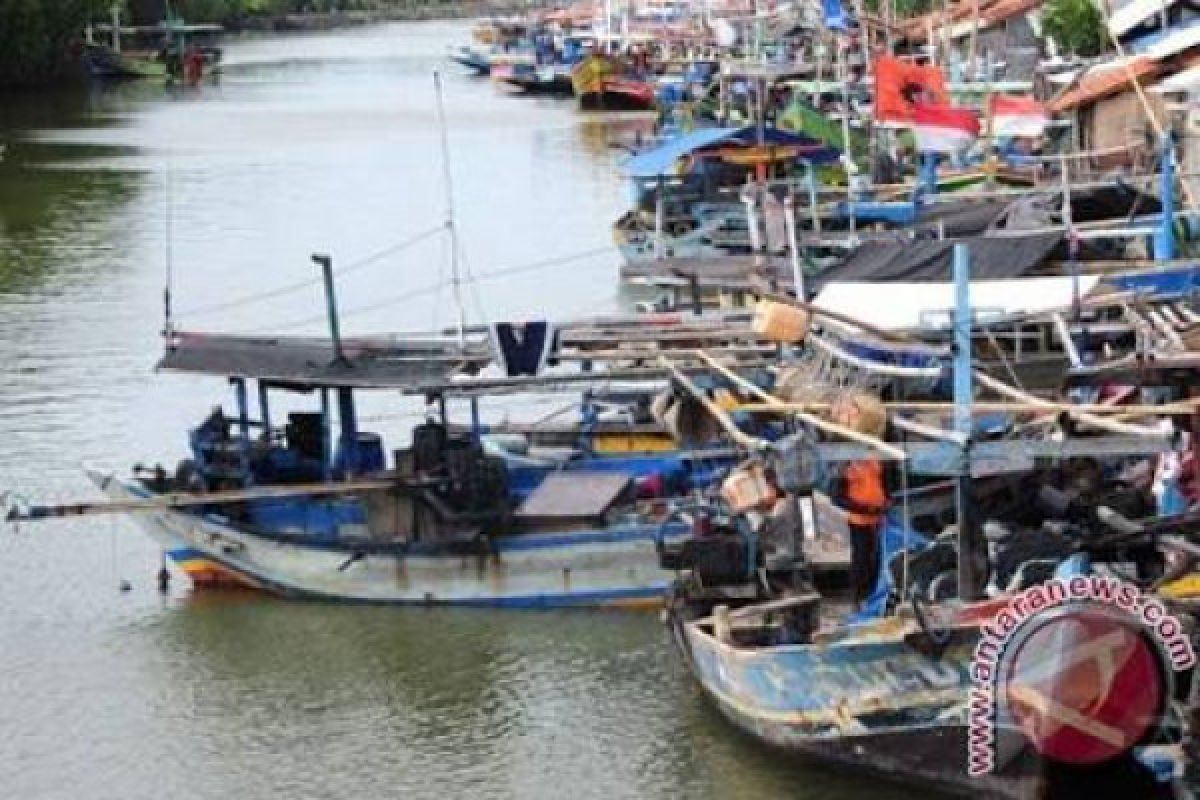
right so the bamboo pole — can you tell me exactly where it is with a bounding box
[735,399,1200,415]
[9,476,400,521]
[974,371,1162,436]
[693,351,909,459]
[657,357,766,450]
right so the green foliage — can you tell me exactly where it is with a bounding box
[0,0,111,87]
[168,0,388,20]
[0,0,462,86]
[1041,0,1109,57]
[862,0,935,19]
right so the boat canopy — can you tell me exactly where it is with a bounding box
[621,126,840,178]
[157,331,492,389]
[814,276,1102,330]
[813,232,1063,286]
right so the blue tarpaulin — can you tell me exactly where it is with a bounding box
[621,126,840,178]
[822,0,850,31]
[848,513,929,623]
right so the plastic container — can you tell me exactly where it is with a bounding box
[753,300,809,343]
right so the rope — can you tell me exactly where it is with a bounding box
[242,245,614,334]
[175,224,443,321]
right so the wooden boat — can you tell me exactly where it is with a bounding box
[654,286,1197,797]
[81,42,167,81]
[82,12,222,85]
[71,344,684,604]
[13,308,797,606]
[669,593,1031,796]
[495,63,575,96]
[668,556,1194,797]
[571,54,657,111]
[447,45,493,76]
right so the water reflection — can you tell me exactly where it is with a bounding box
[0,20,924,800]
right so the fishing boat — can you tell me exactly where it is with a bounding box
[62,311,782,606]
[447,45,493,76]
[71,333,679,606]
[13,298,831,606]
[613,126,841,266]
[571,52,658,110]
[82,15,223,85]
[654,267,1199,797]
[494,62,576,95]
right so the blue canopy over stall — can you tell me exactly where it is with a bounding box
[621,126,841,179]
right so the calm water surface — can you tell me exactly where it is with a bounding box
[0,22,921,799]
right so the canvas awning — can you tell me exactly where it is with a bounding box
[1138,20,1200,58]
[813,233,1063,286]
[157,331,493,389]
[1109,0,1179,38]
[814,276,1102,330]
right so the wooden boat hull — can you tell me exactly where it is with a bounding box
[578,80,657,112]
[448,47,491,75]
[89,468,681,608]
[669,611,1038,798]
[497,72,574,96]
[82,44,165,81]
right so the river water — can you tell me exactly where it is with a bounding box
[0,22,921,799]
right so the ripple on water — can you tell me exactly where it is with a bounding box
[0,20,926,800]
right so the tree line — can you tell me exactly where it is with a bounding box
[0,0,108,87]
[0,0,442,88]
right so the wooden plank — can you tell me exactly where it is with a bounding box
[515,472,633,520]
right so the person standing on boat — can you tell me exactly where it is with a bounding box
[828,393,889,608]
[835,458,887,608]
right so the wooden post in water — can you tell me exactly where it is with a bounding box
[953,243,985,601]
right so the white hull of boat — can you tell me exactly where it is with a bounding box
[87,468,674,608]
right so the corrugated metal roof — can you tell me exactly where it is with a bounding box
[898,0,1041,43]
[1048,56,1163,111]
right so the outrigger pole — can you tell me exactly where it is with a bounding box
[6,476,404,522]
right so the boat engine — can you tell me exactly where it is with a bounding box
[659,527,756,586]
[660,508,818,643]
[409,421,509,514]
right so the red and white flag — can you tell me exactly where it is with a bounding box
[912,103,980,153]
[989,95,1049,138]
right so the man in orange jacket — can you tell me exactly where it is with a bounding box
[836,458,888,608]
